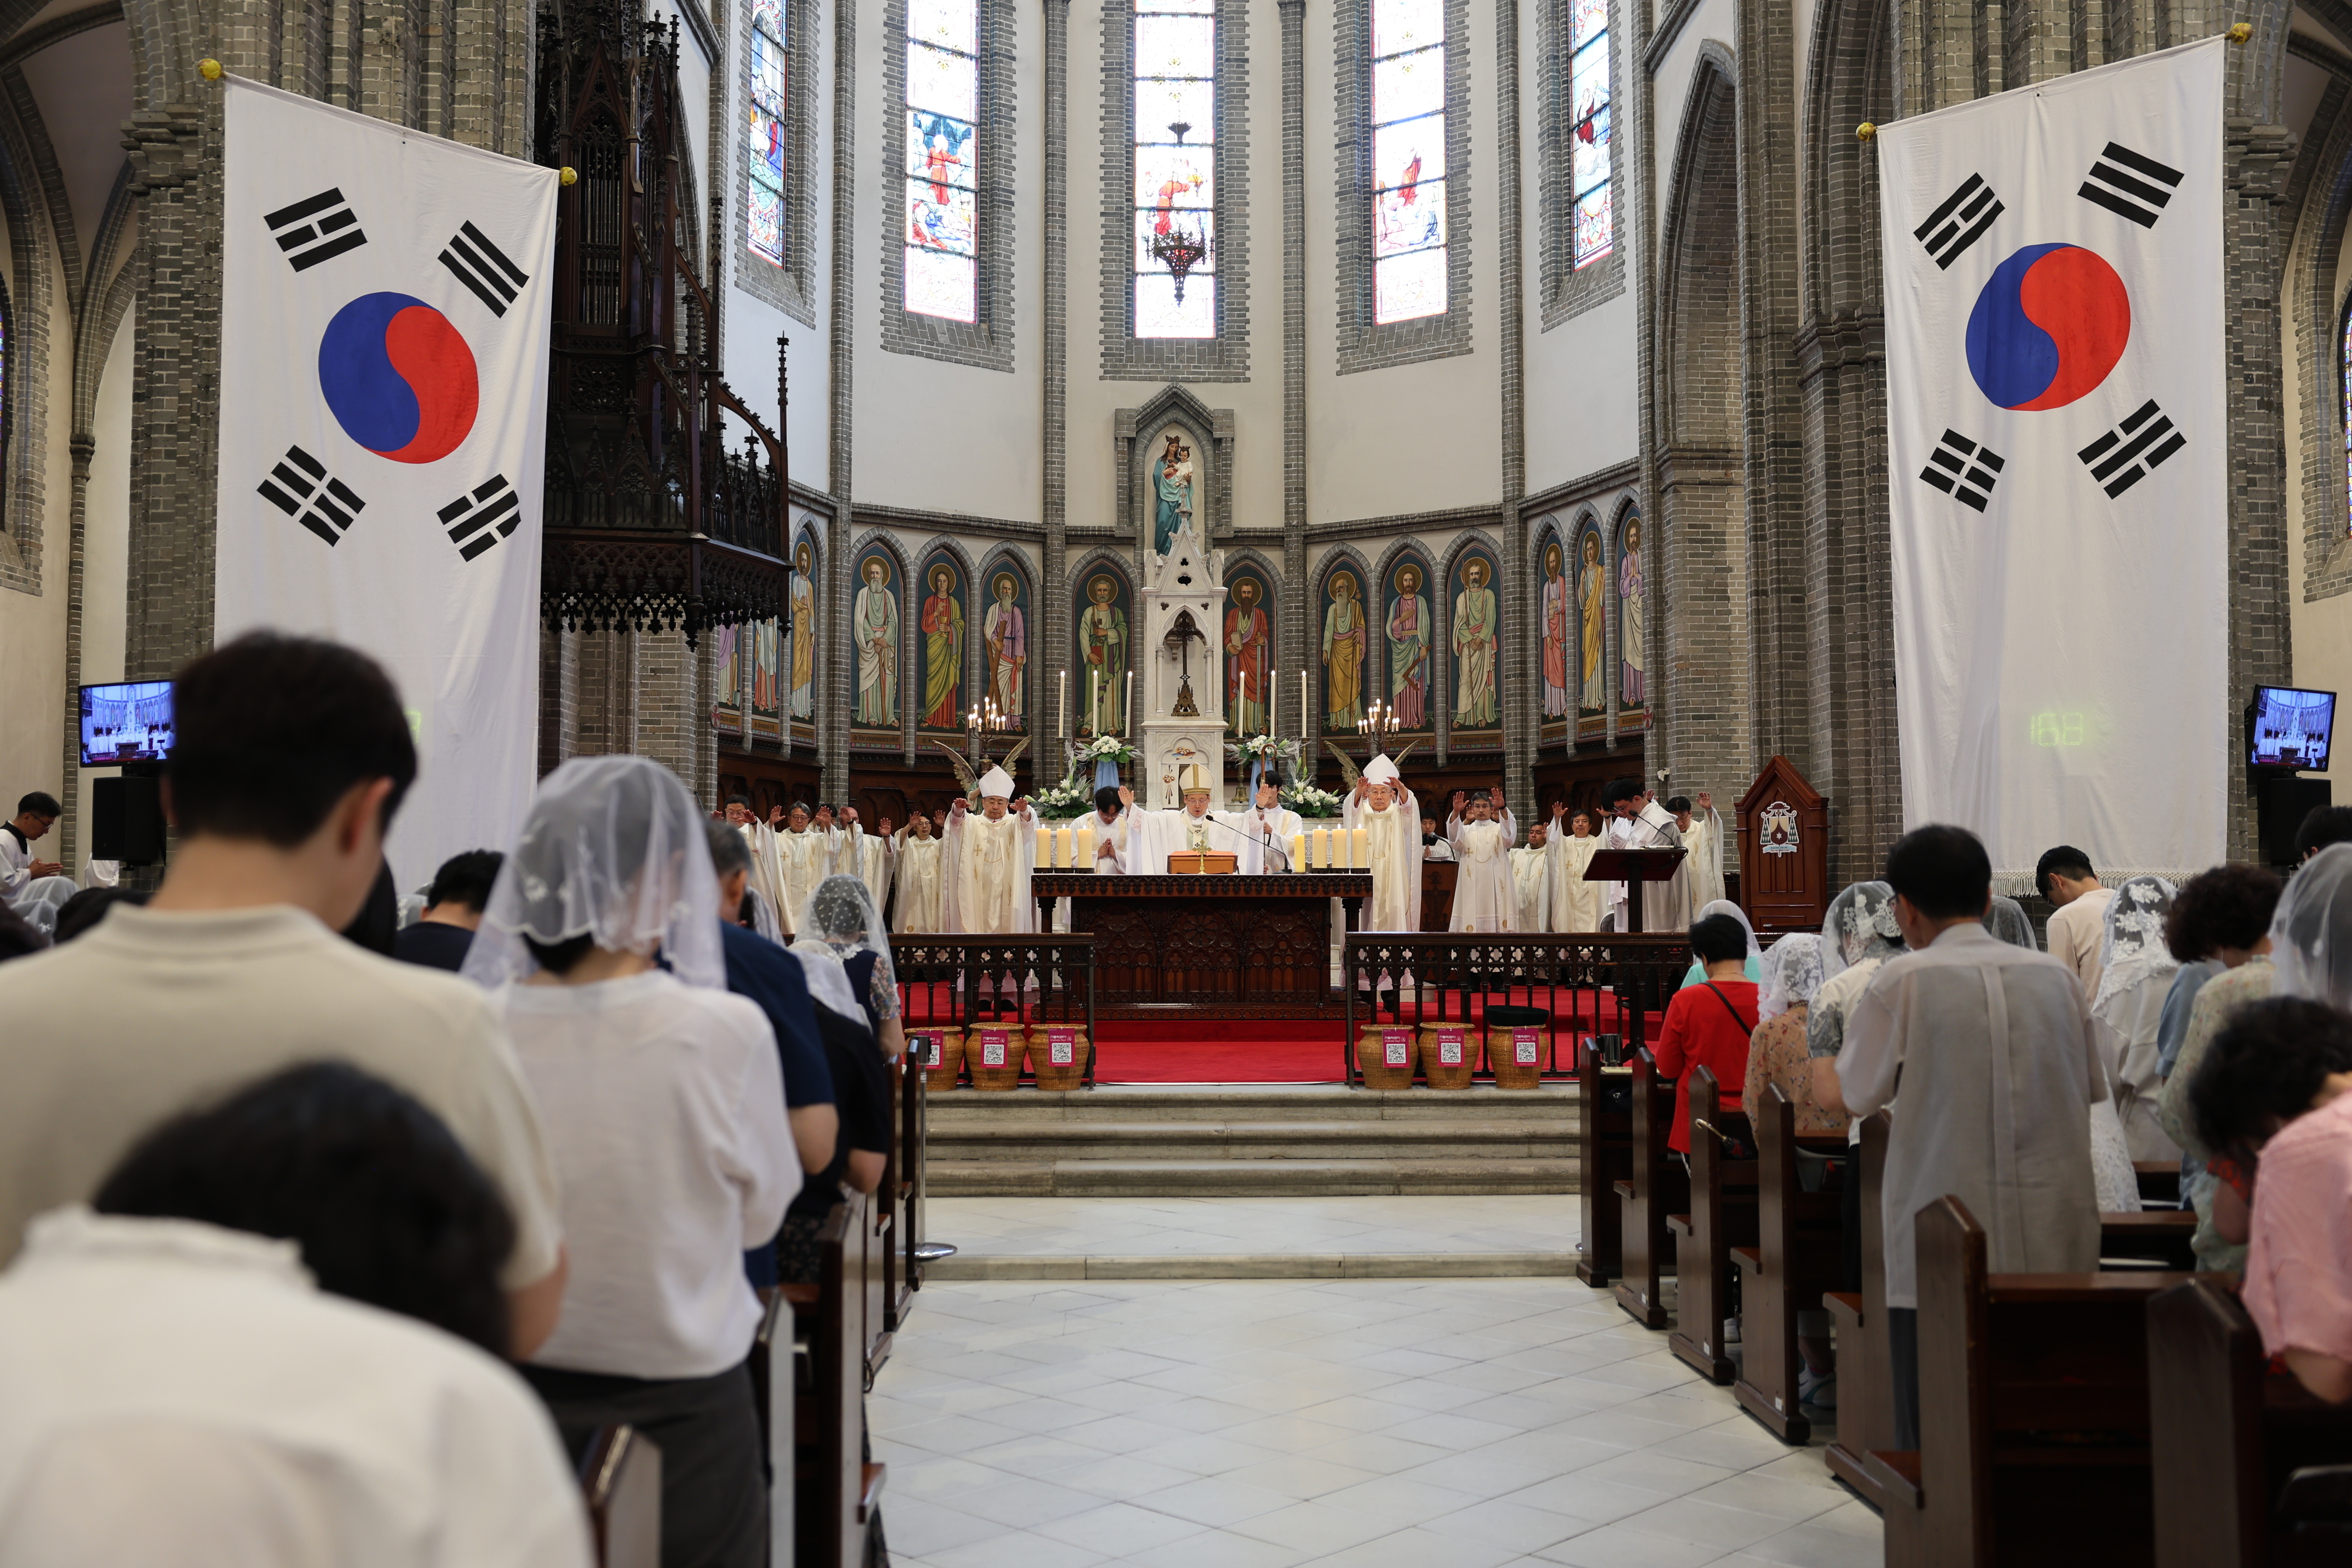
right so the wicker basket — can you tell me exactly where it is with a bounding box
[1488,1025,1546,1089]
[1357,1026,1418,1089]
[1027,1025,1090,1091]
[967,1026,1025,1091]
[909,1027,964,1090]
[1420,1025,1478,1089]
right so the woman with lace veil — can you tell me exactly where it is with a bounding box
[1680,898,1765,988]
[793,874,907,1061]
[1982,895,2036,950]
[1745,934,1841,1135]
[465,755,799,1568]
[2092,876,2183,1160]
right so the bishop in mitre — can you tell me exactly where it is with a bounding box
[1126,765,1272,871]
[1446,787,1520,932]
[941,767,1037,934]
[893,813,946,932]
[771,801,837,937]
[1510,820,1552,934]
[1544,803,1605,932]
[1342,755,1421,933]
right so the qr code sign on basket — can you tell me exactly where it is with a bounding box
[1514,1028,1541,1066]
[1382,1029,1412,1067]
[1437,1031,1464,1065]
[979,1031,1008,1066]
[1047,1028,1075,1065]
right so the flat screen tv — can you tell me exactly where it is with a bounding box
[2249,686,2335,772]
[79,680,174,767]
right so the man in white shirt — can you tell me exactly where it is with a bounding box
[0,633,569,1356]
[1818,824,2103,1452]
[0,1207,592,1568]
[1,790,62,898]
[2039,845,2114,998]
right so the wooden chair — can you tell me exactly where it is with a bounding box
[1576,1038,1633,1289]
[579,1425,662,1568]
[1667,1066,1757,1384]
[1612,1048,1689,1329]
[2149,1278,2352,1568]
[791,1192,884,1568]
[1730,1084,1846,1443]
[1825,1110,1893,1508]
[1878,1196,2196,1568]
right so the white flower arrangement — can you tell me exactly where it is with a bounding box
[1226,734,1302,768]
[1031,774,1097,821]
[1281,781,1345,820]
[1075,734,1140,764]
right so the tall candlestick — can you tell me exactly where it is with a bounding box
[1301,671,1307,738]
[1125,671,1134,737]
[1268,666,1277,736]
[1090,669,1099,733]
[1059,670,1067,738]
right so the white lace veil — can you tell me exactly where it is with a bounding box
[1821,881,1904,982]
[1697,898,1761,959]
[460,755,726,991]
[2091,875,2179,1014]
[2270,844,2352,1009]
[1758,932,1826,1021]
[789,873,887,1023]
[1982,895,2037,950]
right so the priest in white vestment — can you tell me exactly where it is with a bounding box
[1545,805,1604,932]
[940,767,1037,934]
[1446,788,1519,932]
[837,808,893,918]
[1237,778,1302,873]
[1511,822,1552,934]
[724,798,786,935]
[1601,780,1682,931]
[1673,793,1727,912]
[893,815,945,932]
[1342,756,1422,934]
[771,803,835,937]
[1127,766,1268,872]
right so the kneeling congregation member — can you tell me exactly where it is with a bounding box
[466,755,799,1568]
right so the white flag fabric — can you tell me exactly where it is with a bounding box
[1880,38,2227,886]
[216,78,559,891]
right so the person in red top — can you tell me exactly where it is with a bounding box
[1652,912,1763,1154]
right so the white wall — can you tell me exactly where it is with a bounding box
[68,311,135,861]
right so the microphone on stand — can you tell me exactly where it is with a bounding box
[1191,812,1294,871]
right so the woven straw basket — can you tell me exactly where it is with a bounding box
[1357,1026,1418,1090]
[1026,1025,1090,1091]
[910,1027,964,1090]
[1487,1026,1545,1089]
[966,1026,1025,1091]
[1419,1026,1478,1089]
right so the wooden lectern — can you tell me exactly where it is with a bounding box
[1165,851,1239,874]
[1583,848,1687,934]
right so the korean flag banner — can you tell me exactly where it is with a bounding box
[1880,37,2226,887]
[216,76,558,890]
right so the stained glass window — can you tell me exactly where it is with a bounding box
[1133,0,1217,338]
[1568,0,1611,269]
[747,0,787,268]
[906,0,979,321]
[1371,0,1446,323]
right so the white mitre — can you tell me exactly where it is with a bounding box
[978,765,1016,800]
[1363,754,1401,785]
[1178,762,1214,796]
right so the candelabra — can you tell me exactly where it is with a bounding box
[965,697,1017,767]
[1357,698,1399,757]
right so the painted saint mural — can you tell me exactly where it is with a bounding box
[1618,514,1647,723]
[1224,569,1272,735]
[1321,569,1368,729]
[789,538,817,721]
[851,549,901,729]
[1385,559,1434,731]
[1450,549,1500,730]
[1576,522,1608,724]
[750,611,781,738]
[1077,569,1130,734]
[712,621,743,731]
[983,569,1027,726]
[918,557,966,730]
[1539,533,1571,724]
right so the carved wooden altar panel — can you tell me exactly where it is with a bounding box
[1031,873,1368,1018]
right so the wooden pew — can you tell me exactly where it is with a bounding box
[2134,1159,2181,1207]
[579,1425,662,1568]
[867,1064,896,1375]
[790,1192,884,1568]
[2149,1278,2352,1568]
[1612,1048,1689,1329]
[1731,1084,1846,1443]
[1576,1038,1633,1288]
[1667,1066,1757,1383]
[1825,1110,1893,1508]
[1878,1196,2196,1568]
[748,1291,793,1567]
[888,1033,931,1330]
[2099,1209,2197,1269]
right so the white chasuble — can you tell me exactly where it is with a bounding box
[893,835,944,933]
[1683,807,1726,911]
[1343,787,1422,933]
[1446,813,1518,933]
[1547,832,1603,933]
[843,825,891,915]
[1510,845,1551,934]
[775,829,833,935]
[1237,806,1302,872]
[941,809,1036,934]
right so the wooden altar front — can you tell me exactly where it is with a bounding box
[1033,872,1369,1018]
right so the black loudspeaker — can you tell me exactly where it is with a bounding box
[2254,774,2331,869]
[91,774,166,864]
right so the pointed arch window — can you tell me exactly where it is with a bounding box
[1132,0,1218,338]
[747,0,788,268]
[1370,0,1446,323]
[906,0,980,322]
[1568,0,1611,268]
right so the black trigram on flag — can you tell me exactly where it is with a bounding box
[263,188,367,272]
[2079,143,2183,229]
[1919,430,2004,511]
[438,474,522,560]
[437,222,531,317]
[1915,174,2003,270]
[257,446,366,544]
[2078,400,2186,497]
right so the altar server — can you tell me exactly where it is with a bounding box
[1673,793,1727,911]
[941,768,1036,934]
[1447,788,1519,932]
[1344,756,1421,933]
[1240,778,1302,873]
[893,814,944,933]
[1545,805,1605,932]
[1511,821,1552,933]
[1089,786,1136,874]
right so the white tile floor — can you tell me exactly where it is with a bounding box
[926,1196,1581,1260]
[870,1274,1880,1568]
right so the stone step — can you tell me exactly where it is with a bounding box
[928,1156,1583,1198]
[930,1119,1578,1163]
[924,1251,1583,1281]
[927,1085,1583,1125]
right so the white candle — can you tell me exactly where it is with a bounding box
[1268,666,1276,734]
[1125,671,1135,735]
[1312,827,1331,868]
[1090,669,1099,731]
[1054,825,1073,868]
[1301,671,1308,738]
[1059,670,1067,737]
[1034,825,1051,862]
[1075,821,1095,867]
[1291,833,1306,872]
[1352,826,1369,866]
